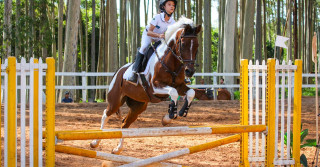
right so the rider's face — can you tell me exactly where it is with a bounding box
[164,1,175,14]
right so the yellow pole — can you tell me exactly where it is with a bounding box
[189,134,241,154]
[266,59,276,167]
[55,145,97,158]
[33,58,39,167]
[7,57,16,167]
[239,59,249,167]
[293,60,302,167]
[45,58,55,167]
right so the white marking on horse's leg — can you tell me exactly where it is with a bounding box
[112,138,124,155]
[90,109,110,148]
[186,89,195,106]
[154,86,179,125]
[154,86,179,104]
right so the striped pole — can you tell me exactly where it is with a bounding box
[7,57,16,167]
[293,60,302,167]
[119,134,241,167]
[45,58,55,167]
[55,125,266,141]
[55,145,183,167]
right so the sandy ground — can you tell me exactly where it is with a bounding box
[1,97,319,166]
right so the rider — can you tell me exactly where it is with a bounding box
[128,0,177,85]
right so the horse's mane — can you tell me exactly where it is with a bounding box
[165,16,194,42]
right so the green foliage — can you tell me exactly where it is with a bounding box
[266,40,275,59]
[211,28,219,72]
[234,90,240,100]
[302,88,320,97]
[284,128,317,167]
[96,99,105,103]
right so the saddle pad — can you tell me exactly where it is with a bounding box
[123,54,156,81]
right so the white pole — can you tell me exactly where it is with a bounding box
[21,58,27,167]
[249,60,253,157]
[29,58,34,167]
[38,58,44,167]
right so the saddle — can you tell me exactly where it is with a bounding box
[140,40,162,72]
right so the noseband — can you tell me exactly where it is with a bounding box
[152,30,198,86]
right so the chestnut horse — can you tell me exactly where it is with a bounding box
[90,18,212,154]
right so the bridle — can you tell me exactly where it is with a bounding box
[152,29,198,85]
[165,30,198,66]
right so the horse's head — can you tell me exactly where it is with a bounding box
[171,24,202,77]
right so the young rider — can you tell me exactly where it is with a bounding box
[128,0,177,85]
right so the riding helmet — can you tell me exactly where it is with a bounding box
[159,0,177,13]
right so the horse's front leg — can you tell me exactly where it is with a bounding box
[178,88,195,117]
[153,86,179,125]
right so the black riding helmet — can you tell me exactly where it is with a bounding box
[159,0,177,17]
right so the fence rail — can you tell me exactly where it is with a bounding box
[1,71,320,102]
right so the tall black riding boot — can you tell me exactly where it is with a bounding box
[128,52,145,85]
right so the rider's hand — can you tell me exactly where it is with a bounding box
[159,34,165,39]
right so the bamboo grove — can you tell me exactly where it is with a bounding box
[0,0,319,101]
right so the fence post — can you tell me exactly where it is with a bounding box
[46,58,55,167]
[293,60,302,167]
[82,71,87,102]
[7,57,16,167]
[33,58,40,166]
[266,59,276,167]
[213,72,217,100]
[239,59,249,167]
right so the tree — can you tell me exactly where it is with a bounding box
[241,0,255,60]
[58,0,63,73]
[218,0,225,73]
[109,0,118,72]
[4,0,12,59]
[15,0,21,58]
[255,0,262,62]
[203,0,212,84]
[59,0,81,101]
[195,0,203,84]
[120,0,127,66]
[223,0,237,85]
[90,0,96,100]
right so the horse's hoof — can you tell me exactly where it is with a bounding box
[161,114,172,126]
[111,148,122,155]
[90,140,100,148]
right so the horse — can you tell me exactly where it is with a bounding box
[90,17,213,154]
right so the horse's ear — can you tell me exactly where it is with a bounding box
[195,25,202,35]
[184,24,192,33]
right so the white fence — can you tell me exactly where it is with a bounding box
[1,71,320,102]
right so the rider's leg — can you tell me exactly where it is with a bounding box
[127,51,145,84]
[127,34,151,85]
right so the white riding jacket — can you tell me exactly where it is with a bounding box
[139,13,176,54]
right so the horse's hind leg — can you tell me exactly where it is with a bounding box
[112,98,147,154]
[90,95,127,148]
